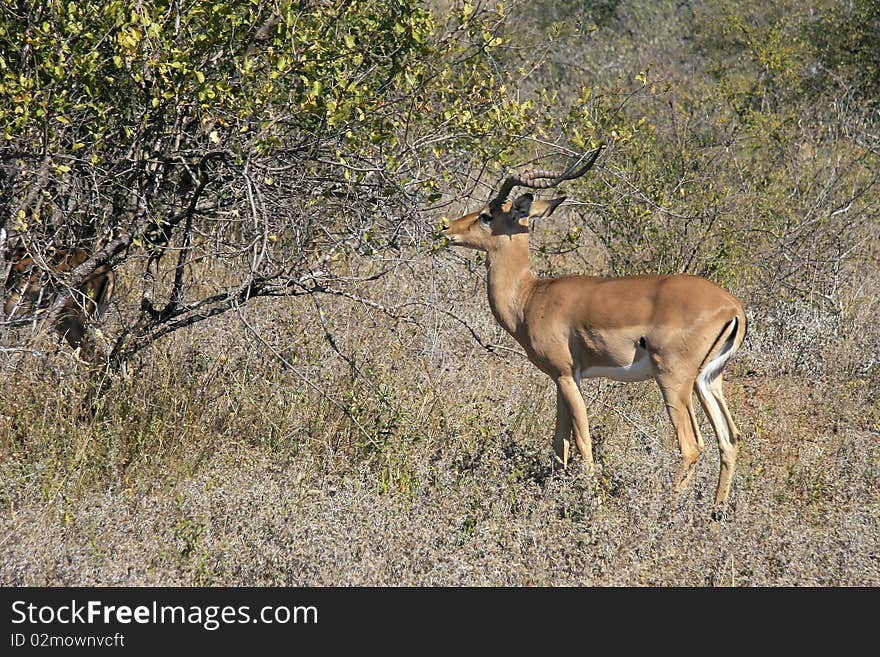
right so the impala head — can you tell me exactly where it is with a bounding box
[441,144,604,252]
[442,194,567,251]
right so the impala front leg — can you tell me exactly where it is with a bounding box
[553,386,572,470]
[555,376,593,472]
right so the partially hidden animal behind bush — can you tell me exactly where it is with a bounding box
[3,243,115,361]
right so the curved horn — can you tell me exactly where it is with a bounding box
[491,143,605,208]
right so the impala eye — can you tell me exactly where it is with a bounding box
[478,213,492,223]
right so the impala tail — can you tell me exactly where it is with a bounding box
[699,313,746,387]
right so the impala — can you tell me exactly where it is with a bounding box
[442,146,747,506]
[3,245,115,360]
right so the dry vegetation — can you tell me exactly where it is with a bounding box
[1,0,879,586]
[2,247,878,586]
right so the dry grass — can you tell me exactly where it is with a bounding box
[2,248,878,586]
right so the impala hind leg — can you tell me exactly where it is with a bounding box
[696,371,739,506]
[553,387,572,470]
[711,374,740,444]
[555,376,593,472]
[657,376,703,493]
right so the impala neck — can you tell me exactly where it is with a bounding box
[485,234,535,336]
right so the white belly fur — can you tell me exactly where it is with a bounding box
[579,355,652,382]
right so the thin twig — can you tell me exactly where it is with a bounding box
[235,304,383,451]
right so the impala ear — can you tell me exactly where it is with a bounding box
[511,193,534,220]
[541,196,567,217]
[516,195,567,227]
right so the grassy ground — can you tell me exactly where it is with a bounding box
[2,248,878,586]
